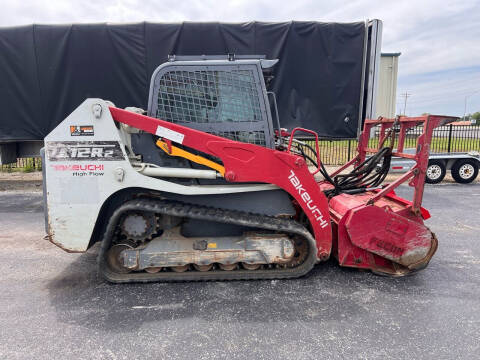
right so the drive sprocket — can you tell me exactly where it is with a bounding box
[120,211,158,242]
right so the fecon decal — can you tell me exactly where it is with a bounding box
[70,125,94,136]
[46,141,124,161]
[370,237,404,256]
[289,169,328,229]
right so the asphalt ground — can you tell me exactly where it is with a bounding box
[0,183,479,359]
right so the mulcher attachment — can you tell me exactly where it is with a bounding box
[109,106,456,279]
[318,115,457,276]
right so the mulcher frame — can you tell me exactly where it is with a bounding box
[318,115,457,274]
[328,115,457,215]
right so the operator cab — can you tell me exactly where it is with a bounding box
[129,55,281,182]
[147,54,279,148]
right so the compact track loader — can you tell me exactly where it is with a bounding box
[42,55,456,282]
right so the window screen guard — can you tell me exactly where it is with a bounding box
[148,62,275,148]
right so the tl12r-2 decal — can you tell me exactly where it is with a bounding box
[46,141,124,161]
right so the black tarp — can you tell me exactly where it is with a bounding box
[0,21,366,141]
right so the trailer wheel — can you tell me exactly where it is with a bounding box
[451,159,479,184]
[425,160,446,184]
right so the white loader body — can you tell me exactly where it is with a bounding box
[43,99,277,252]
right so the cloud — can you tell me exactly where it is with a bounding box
[1,0,479,116]
[398,66,480,116]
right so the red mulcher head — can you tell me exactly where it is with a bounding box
[318,115,458,276]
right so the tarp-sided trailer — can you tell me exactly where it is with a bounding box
[0,20,383,164]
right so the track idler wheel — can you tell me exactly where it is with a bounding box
[106,243,134,274]
[219,263,237,271]
[193,264,213,272]
[242,263,261,270]
[172,265,189,272]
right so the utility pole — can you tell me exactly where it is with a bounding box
[463,90,480,120]
[400,92,411,115]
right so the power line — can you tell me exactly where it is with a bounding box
[400,92,411,115]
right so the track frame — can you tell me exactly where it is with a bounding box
[98,198,317,283]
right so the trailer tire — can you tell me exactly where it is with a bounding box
[425,160,446,184]
[451,159,479,184]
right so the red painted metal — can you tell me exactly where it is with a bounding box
[110,107,456,275]
[109,107,332,259]
[287,127,321,175]
[319,114,457,274]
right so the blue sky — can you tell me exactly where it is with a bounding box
[2,0,479,117]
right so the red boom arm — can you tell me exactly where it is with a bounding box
[109,107,333,260]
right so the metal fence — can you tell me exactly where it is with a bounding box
[1,124,479,171]
[0,157,42,172]
[306,124,480,165]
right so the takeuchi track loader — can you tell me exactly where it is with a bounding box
[42,56,456,282]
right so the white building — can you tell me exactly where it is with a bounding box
[375,53,401,119]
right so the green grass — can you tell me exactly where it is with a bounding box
[0,158,42,173]
[305,136,480,165]
[429,137,480,152]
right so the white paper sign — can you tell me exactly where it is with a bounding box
[155,125,185,144]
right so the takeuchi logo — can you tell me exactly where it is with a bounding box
[51,164,104,171]
[288,169,328,229]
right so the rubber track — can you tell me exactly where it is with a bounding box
[98,198,318,283]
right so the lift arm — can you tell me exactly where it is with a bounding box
[109,106,333,260]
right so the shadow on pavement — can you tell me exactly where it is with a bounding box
[46,245,432,333]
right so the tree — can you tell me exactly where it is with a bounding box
[461,112,480,124]
[471,111,480,125]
